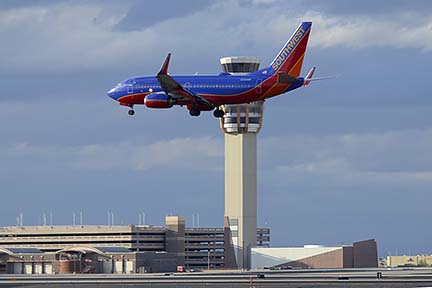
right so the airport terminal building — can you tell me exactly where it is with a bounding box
[0,216,270,274]
[0,215,377,274]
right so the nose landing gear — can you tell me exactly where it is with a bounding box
[119,102,135,116]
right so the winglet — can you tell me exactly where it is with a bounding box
[158,53,171,75]
[303,66,316,87]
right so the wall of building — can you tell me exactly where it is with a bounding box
[283,248,344,269]
[0,253,56,274]
[342,246,354,268]
[353,239,378,268]
[165,216,185,267]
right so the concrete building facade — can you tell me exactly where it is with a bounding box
[386,255,432,267]
[0,216,270,274]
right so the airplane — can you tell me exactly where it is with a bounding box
[107,21,329,117]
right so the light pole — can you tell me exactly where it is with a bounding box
[208,249,210,270]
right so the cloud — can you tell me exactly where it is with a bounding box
[261,128,432,187]
[304,12,432,50]
[113,0,213,31]
[4,123,432,181]
[0,1,431,73]
[0,2,130,71]
[7,125,429,182]
[1,136,223,172]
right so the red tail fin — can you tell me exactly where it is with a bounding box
[268,22,312,78]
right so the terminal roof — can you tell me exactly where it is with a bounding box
[0,247,43,254]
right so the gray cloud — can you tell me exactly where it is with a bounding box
[114,0,213,31]
[301,0,432,16]
[3,125,431,196]
[0,136,223,172]
[305,12,432,50]
[262,128,432,176]
[1,1,431,73]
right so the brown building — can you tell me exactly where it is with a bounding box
[252,239,378,269]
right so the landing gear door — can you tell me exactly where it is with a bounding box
[256,79,262,94]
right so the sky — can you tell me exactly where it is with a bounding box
[0,0,431,257]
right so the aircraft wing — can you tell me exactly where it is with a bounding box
[156,53,214,107]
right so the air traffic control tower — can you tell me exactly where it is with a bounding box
[219,57,264,269]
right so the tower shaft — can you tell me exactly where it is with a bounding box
[225,133,257,269]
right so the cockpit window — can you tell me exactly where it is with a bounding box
[114,83,122,90]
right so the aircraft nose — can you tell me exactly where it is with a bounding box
[107,88,117,100]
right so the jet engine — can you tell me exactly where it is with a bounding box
[144,93,174,109]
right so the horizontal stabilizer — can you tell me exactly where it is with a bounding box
[277,72,298,84]
[303,66,336,86]
[305,76,337,82]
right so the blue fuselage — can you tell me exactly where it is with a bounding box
[108,72,304,105]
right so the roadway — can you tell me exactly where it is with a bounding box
[1,268,432,288]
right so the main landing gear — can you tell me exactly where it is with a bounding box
[213,108,224,118]
[128,109,135,116]
[189,108,201,117]
[188,108,224,117]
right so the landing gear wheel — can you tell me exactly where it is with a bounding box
[128,109,135,116]
[213,109,224,118]
[189,109,201,117]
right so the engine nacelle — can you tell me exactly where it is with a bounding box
[144,93,174,109]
